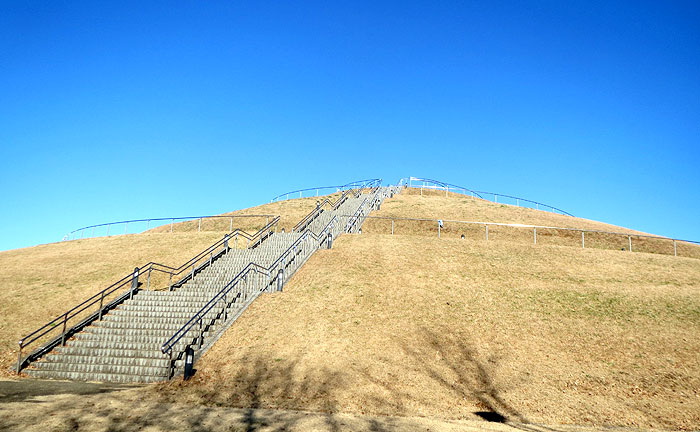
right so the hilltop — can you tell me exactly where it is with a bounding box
[1,187,698,430]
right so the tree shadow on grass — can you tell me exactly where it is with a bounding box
[393,327,562,432]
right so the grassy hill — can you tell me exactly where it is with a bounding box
[2,187,699,429]
[151,233,700,430]
[0,194,329,373]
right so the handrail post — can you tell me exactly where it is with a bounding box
[60,313,68,346]
[198,318,203,348]
[98,291,105,320]
[130,267,139,300]
[16,342,23,374]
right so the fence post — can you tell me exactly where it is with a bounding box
[391,219,394,235]
[16,343,23,374]
[582,231,585,248]
[674,240,677,257]
[485,225,489,241]
[98,291,105,320]
[534,228,537,244]
[60,313,68,346]
[495,194,498,203]
[130,267,139,300]
[629,236,632,252]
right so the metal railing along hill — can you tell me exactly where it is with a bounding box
[270,178,382,202]
[16,217,280,374]
[66,215,276,241]
[402,177,574,217]
[63,178,382,241]
[358,215,700,259]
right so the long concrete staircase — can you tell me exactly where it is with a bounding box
[20,184,399,383]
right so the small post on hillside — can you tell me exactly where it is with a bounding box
[485,225,489,241]
[582,231,585,248]
[628,236,632,252]
[130,267,139,300]
[60,313,68,346]
[673,240,677,257]
[98,291,105,320]
[534,228,537,244]
[391,219,394,235]
[438,220,443,239]
[277,268,284,292]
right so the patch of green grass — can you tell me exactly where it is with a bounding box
[518,288,700,323]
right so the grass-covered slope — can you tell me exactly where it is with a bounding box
[0,194,327,375]
[146,193,344,234]
[159,233,700,429]
[363,188,699,258]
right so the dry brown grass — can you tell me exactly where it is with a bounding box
[0,194,328,374]
[0,232,231,374]
[362,188,700,259]
[157,234,700,430]
[146,192,343,235]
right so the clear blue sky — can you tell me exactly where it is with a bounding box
[1,1,699,252]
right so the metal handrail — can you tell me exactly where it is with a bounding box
[160,214,339,369]
[406,177,573,217]
[292,189,353,233]
[66,214,277,241]
[16,216,280,373]
[270,178,382,202]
